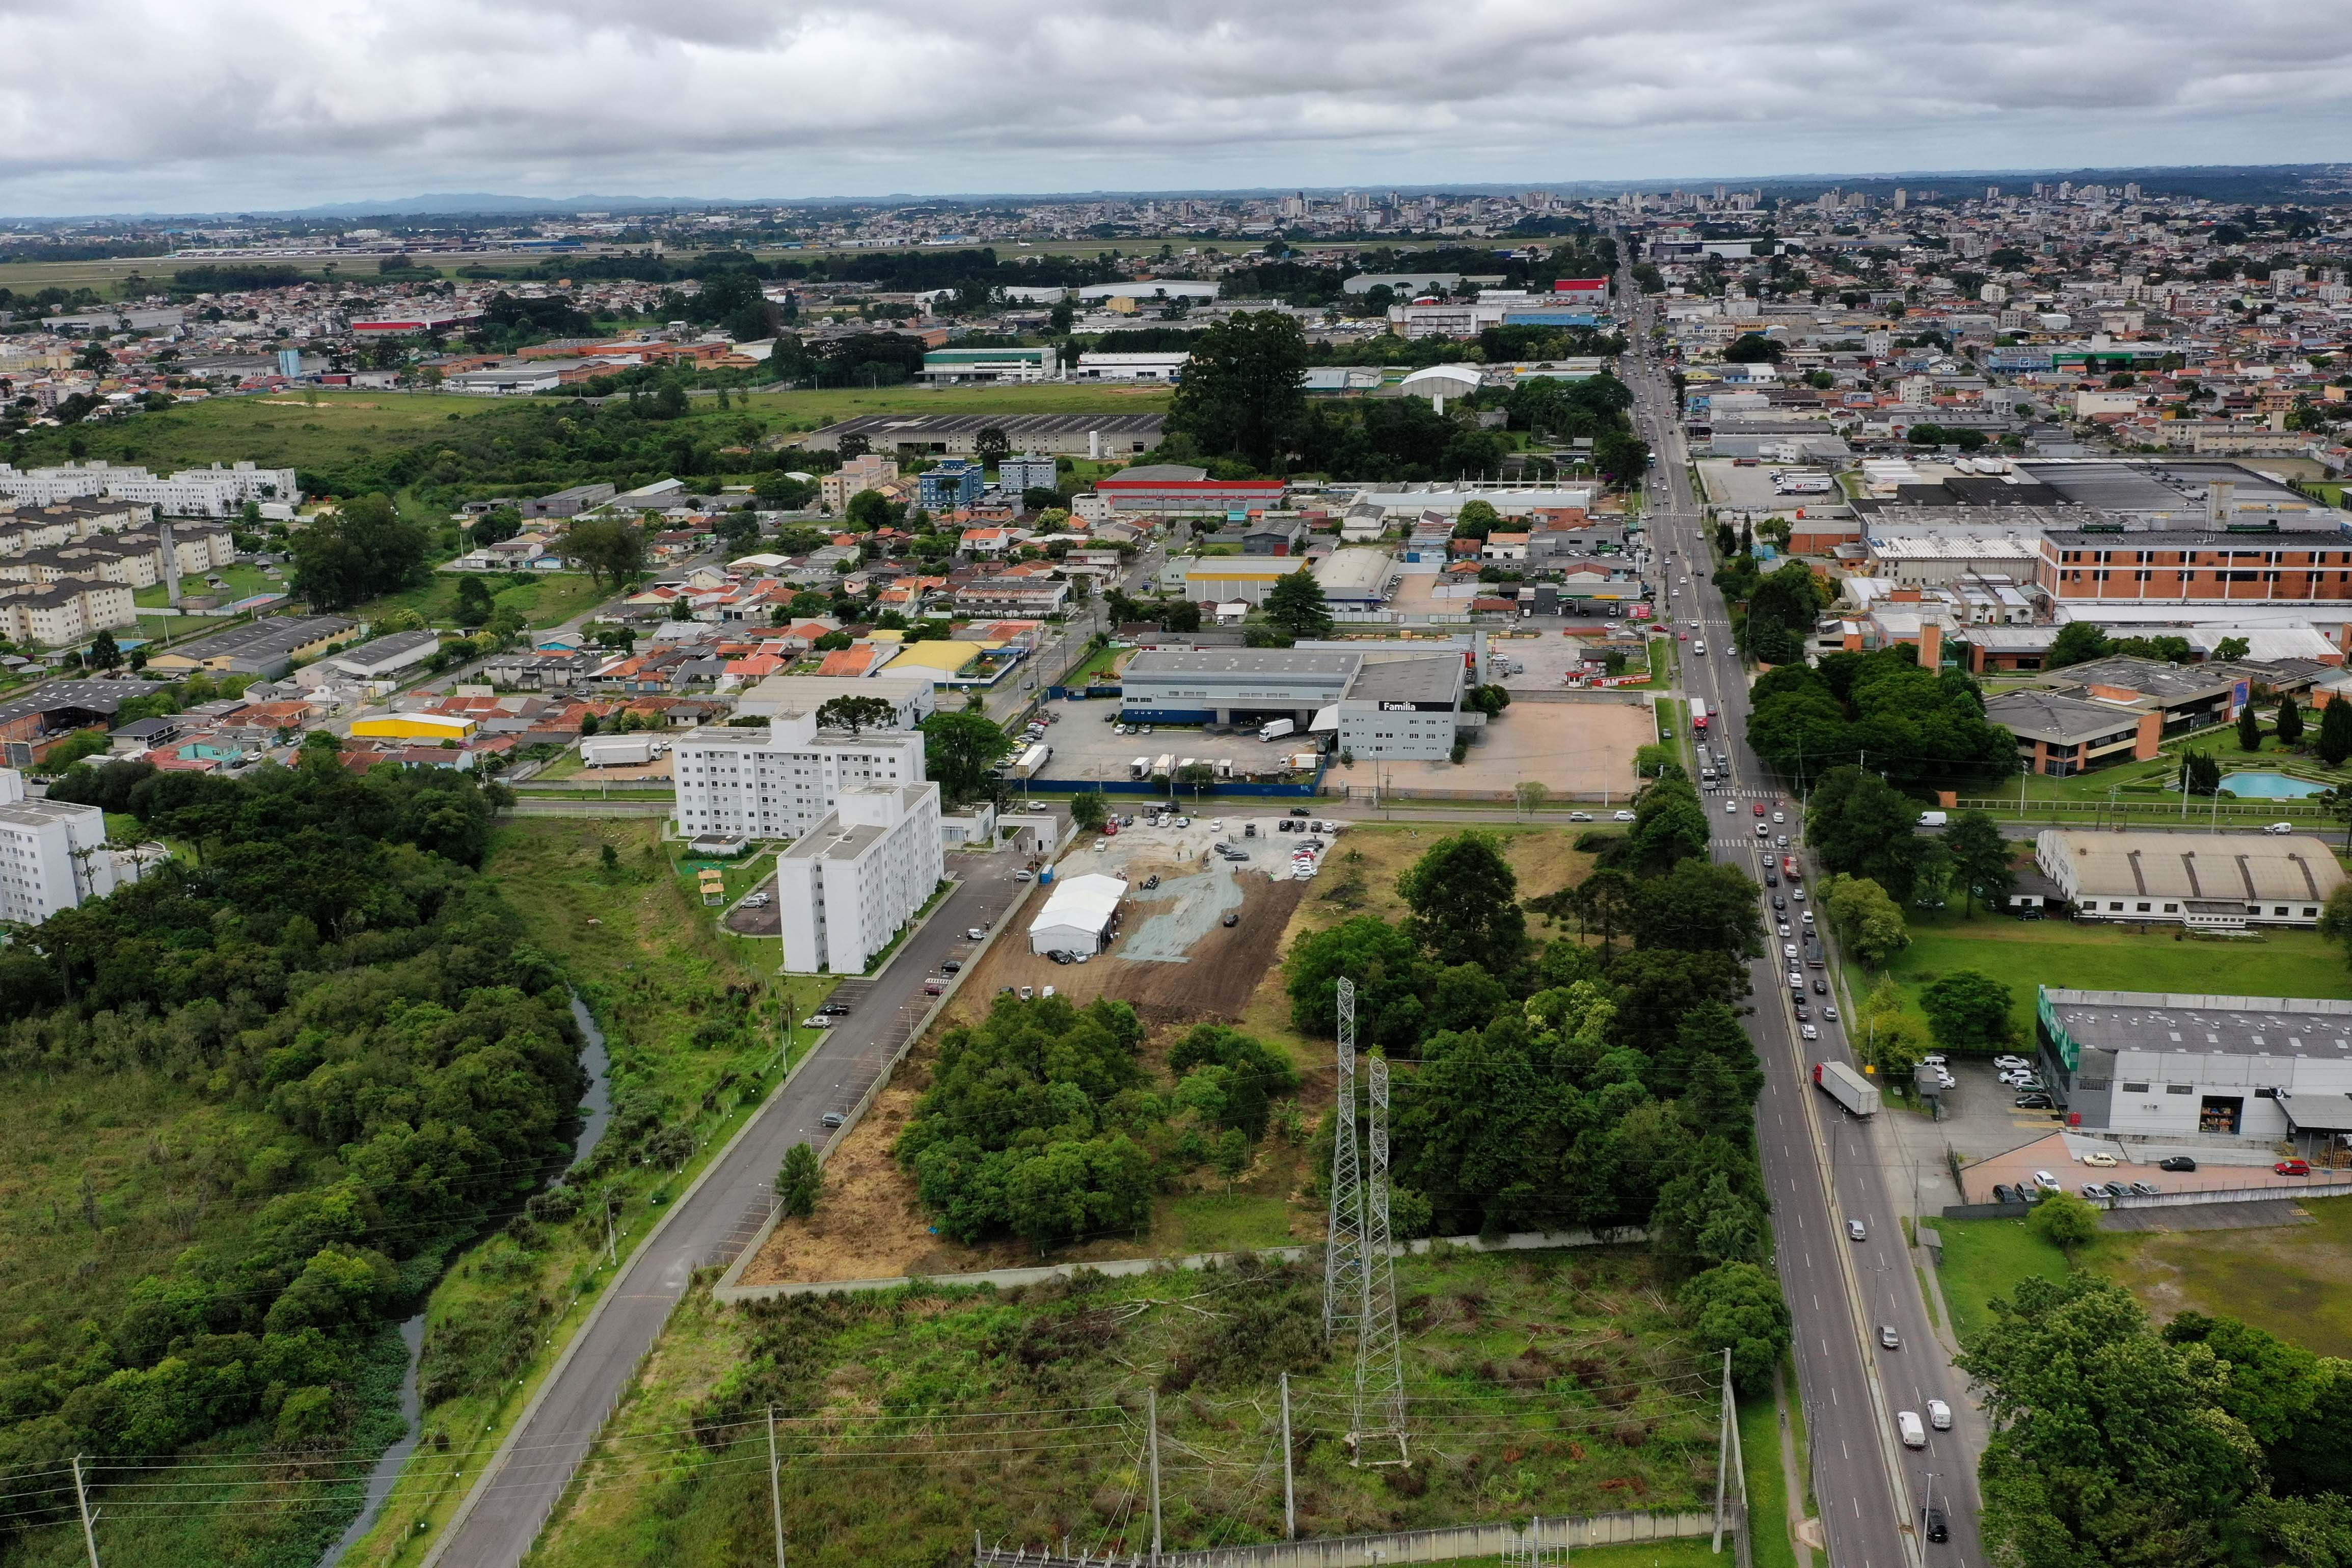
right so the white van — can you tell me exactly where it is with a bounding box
[1897,1410,1927,1449]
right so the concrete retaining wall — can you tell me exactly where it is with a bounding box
[717,1227,1646,1305]
[974,1508,1733,1567]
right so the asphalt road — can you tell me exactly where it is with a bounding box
[423,848,1038,1568]
[1620,273,1983,1567]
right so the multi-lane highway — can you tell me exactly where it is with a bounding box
[1618,269,1985,1566]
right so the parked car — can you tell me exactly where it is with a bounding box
[801,1015,832,1030]
[820,1112,846,1129]
[2082,1151,2118,1168]
[822,1003,851,1015]
[1142,874,1160,890]
[2277,1158,2312,1176]
[2014,1094,2054,1110]
[1992,1183,2015,1204]
[2033,1170,2061,1192]
[2158,1156,2199,1172]
[1222,912,1240,928]
[2081,1184,2107,1200]
[966,927,988,941]
[1993,1054,2031,1069]
[940,960,960,973]
[2129,1181,2158,1196]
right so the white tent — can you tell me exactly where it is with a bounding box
[1028,872,1125,956]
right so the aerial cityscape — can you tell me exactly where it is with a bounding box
[4,9,2352,1568]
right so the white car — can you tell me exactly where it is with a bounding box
[1922,1052,1947,1067]
[1569,810,1594,822]
[1928,1398,1952,1430]
[2264,822,2295,835]
[1800,911,1815,926]
[1772,810,1785,824]
[1993,1055,2031,1070]
[1726,801,1739,815]
[1801,1023,1820,1041]
[2033,1170,2061,1192]
[1783,943,1799,959]
[2082,1151,2119,1168]
[1777,922,1792,937]
[1613,809,1638,822]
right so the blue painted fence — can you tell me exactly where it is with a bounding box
[1045,684,1124,700]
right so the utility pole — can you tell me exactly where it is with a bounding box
[606,1194,618,1267]
[71,1455,99,1568]
[1146,1388,1163,1562]
[1280,1372,1296,1540]
[766,1407,787,1568]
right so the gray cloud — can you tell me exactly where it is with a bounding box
[1,0,2348,213]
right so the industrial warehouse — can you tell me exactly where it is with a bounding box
[1116,647,1468,761]
[2037,986,2352,1147]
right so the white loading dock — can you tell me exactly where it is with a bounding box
[1029,872,1125,955]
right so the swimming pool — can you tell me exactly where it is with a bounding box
[2220,771,2328,799]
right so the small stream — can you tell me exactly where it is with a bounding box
[317,991,613,1566]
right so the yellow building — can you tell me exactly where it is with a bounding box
[349,713,478,742]
[875,640,984,682]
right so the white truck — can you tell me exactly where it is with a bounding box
[1258,718,1296,742]
[1010,743,1051,779]
[1128,756,1151,781]
[581,736,654,767]
[1814,1060,1880,1118]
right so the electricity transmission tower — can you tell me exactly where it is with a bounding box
[1349,1049,1409,1467]
[1322,978,1364,1341]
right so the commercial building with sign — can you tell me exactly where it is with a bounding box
[1335,656,1467,761]
[2038,985,2352,1146]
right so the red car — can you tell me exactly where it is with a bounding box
[2277,1158,2312,1177]
[1753,802,1767,817]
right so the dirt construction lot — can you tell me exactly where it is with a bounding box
[942,819,1314,1029]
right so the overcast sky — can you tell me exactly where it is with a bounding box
[4,0,2350,217]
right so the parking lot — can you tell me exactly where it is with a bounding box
[1339,698,1653,800]
[1697,457,1847,517]
[1492,627,1663,692]
[1024,696,1316,789]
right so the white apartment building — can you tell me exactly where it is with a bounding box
[776,782,944,973]
[0,769,139,924]
[0,461,299,516]
[670,707,928,841]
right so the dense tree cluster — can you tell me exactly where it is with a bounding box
[0,759,589,1518]
[1748,651,2014,793]
[1285,821,1786,1390]
[1962,1276,2352,1566]
[896,1002,1297,1247]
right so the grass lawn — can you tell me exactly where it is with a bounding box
[1937,1196,2352,1359]
[354,570,611,631]
[1879,907,2352,1047]
[1740,1375,1796,1568]
[528,1248,1728,1568]
[16,389,504,474]
[740,383,1172,436]
[132,561,282,608]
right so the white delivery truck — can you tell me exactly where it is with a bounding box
[1129,756,1151,780]
[1813,1060,1880,1118]
[1258,718,1296,742]
[1154,752,1175,778]
[581,736,654,767]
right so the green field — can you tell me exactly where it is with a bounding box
[738,382,1170,435]
[357,569,611,631]
[526,1246,1730,1568]
[132,561,281,608]
[1879,907,2352,1047]
[1936,1196,2352,1359]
